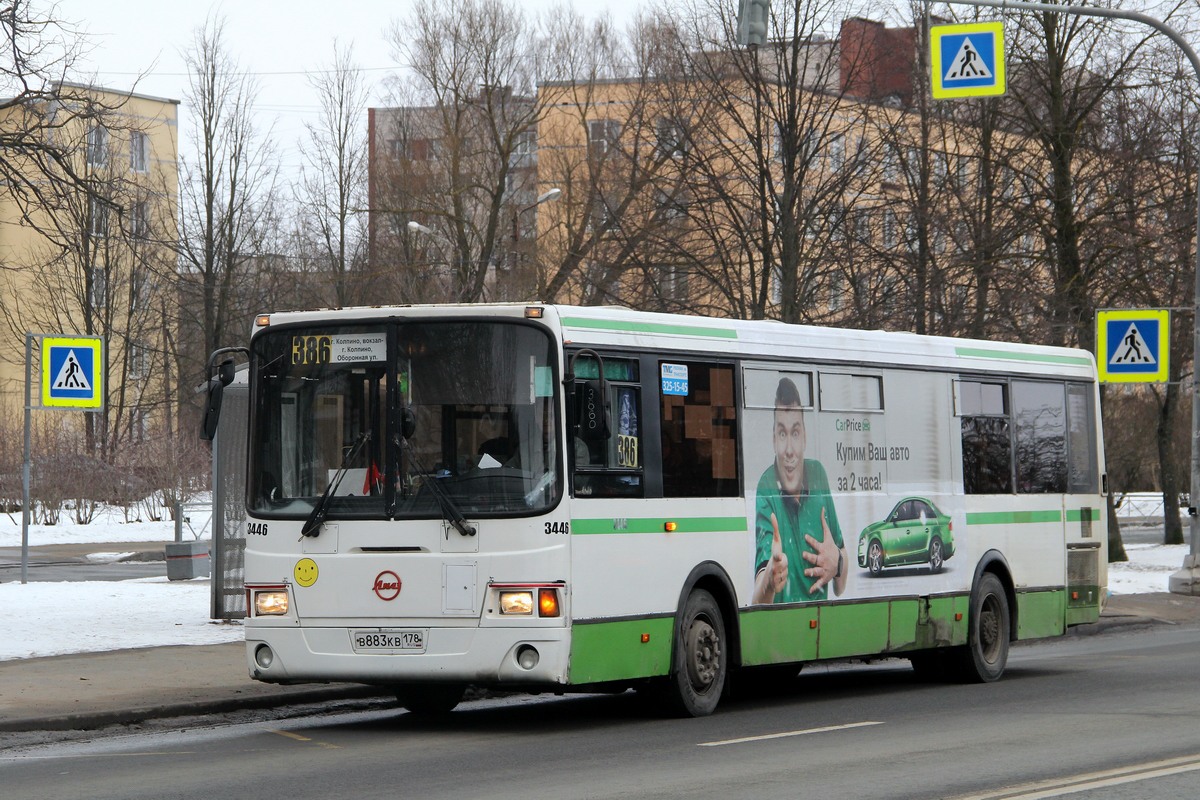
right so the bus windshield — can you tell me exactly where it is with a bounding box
[248,320,560,520]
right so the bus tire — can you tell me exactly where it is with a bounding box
[952,572,1010,683]
[666,589,727,717]
[397,683,466,715]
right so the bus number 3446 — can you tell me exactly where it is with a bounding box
[545,521,570,535]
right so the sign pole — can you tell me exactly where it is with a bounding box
[931,0,1200,593]
[21,333,32,584]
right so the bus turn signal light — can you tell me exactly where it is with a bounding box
[664,521,677,532]
[538,588,560,617]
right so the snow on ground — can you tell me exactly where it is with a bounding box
[0,500,210,549]
[0,578,242,661]
[0,496,1193,661]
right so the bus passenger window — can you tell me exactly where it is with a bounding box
[660,362,739,498]
[958,380,1012,494]
[1012,381,1067,494]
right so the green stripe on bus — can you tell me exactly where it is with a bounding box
[967,510,1063,525]
[561,316,739,339]
[1065,508,1102,522]
[954,346,1093,367]
[571,516,749,535]
[569,616,674,684]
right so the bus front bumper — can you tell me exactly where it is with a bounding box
[245,624,571,687]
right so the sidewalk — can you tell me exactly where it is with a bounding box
[0,642,391,734]
[3,592,1199,735]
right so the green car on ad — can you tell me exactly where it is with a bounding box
[857,497,954,576]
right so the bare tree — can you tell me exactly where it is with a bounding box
[0,1,131,236]
[176,16,279,396]
[294,42,370,308]
[375,0,546,303]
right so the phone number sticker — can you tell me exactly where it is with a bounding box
[661,363,689,396]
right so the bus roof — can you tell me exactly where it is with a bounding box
[253,303,1097,381]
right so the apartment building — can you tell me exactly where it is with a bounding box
[0,82,179,451]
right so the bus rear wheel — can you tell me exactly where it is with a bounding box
[951,572,1010,683]
[397,683,466,715]
[666,589,727,717]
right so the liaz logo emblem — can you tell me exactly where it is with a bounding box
[373,571,402,601]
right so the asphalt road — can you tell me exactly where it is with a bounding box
[0,543,171,582]
[3,622,1199,800]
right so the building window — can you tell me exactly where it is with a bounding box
[88,266,107,310]
[130,131,149,173]
[827,135,845,172]
[882,210,897,249]
[509,128,536,169]
[129,342,149,380]
[655,117,688,161]
[588,119,620,159]
[130,269,150,312]
[655,189,688,222]
[129,407,150,443]
[130,201,150,239]
[89,197,109,238]
[87,125,109,168]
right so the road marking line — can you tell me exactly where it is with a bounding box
[951,753,1200,799]
[698,720,884,747]
[268,728,342,749]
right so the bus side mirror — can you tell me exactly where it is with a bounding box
[200,358,237,441]
[400,407,417,440]
[575,379,611,442]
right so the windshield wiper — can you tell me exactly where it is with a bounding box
[300,431,371,538]
[396,434,476,537]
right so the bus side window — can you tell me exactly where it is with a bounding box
[660,362,739,498]
[957,380,1012,495]
[1012,381,1067,493]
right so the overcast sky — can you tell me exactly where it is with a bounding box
[53,0,640,171]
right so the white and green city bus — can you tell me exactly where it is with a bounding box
[214,303,1106,716]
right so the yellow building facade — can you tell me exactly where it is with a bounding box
[0,82,179,452]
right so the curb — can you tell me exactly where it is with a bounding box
[0,685,393,733]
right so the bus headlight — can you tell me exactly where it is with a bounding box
[493,583,564,617]
[500,591,534,615]
[254,589,289,616]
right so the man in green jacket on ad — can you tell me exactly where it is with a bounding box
[752,377,848,604]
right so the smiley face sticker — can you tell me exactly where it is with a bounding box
[294,558,319,587]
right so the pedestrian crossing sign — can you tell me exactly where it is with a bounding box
[930,21,1006,100]
[1096,309,1169,384]
[41,336,104,409]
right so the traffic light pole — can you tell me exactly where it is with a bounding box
[932,0,1200,594]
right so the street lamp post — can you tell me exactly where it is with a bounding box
[932,0,1200,594]
[406,220,458,297]
[510,188,562,294]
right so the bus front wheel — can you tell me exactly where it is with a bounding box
[666,589,727,717]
